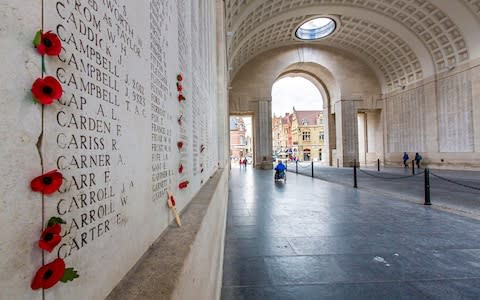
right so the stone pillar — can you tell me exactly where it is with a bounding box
[358,112,366,166]
[255,100,273,169]
[335,100,359,167]
[470,64,480,152]
[365,110,383,165]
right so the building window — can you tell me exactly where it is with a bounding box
[301,119,308,125]
[319,134,324,141]
[302,132,311,141]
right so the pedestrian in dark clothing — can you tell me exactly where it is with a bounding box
[415,153,422,168]
[402,152,409,168]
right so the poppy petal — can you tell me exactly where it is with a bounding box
[43,76,63,99]
[38,234,61,252]
[36,44,46,55]
[31,258,65,290]
[30,170,63,195]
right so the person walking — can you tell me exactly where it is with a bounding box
[402,152,409,168]
[415,152,422,168]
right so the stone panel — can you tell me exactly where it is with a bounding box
[0,0,221,299]
[385,87,426,152]
[0,1,42,299]
[437,71,474,152]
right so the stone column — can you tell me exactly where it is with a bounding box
[255,99,273,169]
[335,100,359,167]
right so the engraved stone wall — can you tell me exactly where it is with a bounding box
[437,71,474,152]
[385,87,426,152]
[0,1,221,299]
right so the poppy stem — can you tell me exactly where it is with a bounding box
[41,56,46,76]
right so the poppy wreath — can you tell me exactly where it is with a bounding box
[178,94,186,102]
[38,217,66,252]
[178,180,189,190]
[31,170,63,195]
[176,82,183,92]
[178,164,184,174]
[33,30,62,56]
[177,74,183,82]
[31,76,63,105]
[31,258,79,290]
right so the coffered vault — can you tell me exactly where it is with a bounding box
[226,0,480,91]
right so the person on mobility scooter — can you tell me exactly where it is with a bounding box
[274,160,286,182]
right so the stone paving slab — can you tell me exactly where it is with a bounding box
[222,167,480,300]
[286,163,480,218]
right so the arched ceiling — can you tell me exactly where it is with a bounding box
[226,0,480,91]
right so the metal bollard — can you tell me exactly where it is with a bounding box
[377,158,380,172]
[412,160,415,175]
[311,161,314,177]
[337,158,339,168]
[296,160,298,174]
[353,159,358,188]
[424,168,431,205]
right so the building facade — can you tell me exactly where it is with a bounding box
[274,109,324,161]
[230,116,247,159]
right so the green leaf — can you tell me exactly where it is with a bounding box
[60,268,79,283]
[33,30,42,47]
[47,217,66,227]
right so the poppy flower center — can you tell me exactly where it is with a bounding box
[42,176,53,185]
[43,269,53,280]
[44,232,54,242]
[42,86,53,95]
[43,38,52,47]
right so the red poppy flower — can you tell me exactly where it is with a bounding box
[35,31,62,56]
[31,76,63,105]
[170,195,176,207]
[178,164,184,174]
[31,170,63,195]
[178,94,186,102]
[31,258,65,290]
[177,141,184,150]
[38,224,62,252]
[179,180,189,189]
[176,82,183,92]
[177,74,183,81]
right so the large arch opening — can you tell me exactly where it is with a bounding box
[271,76,324,164]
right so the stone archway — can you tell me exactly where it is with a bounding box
[274,68,334,166]
[229,44,382,168]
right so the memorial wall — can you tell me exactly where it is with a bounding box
[0,0,221,299]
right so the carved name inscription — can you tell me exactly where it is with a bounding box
[46,0,147,259]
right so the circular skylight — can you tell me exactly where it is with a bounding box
[295,17,336,40]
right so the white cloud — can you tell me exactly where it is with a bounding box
[271,77,323,116]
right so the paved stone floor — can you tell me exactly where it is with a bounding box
[286,162,480,218]
[221,167,480,299]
